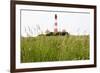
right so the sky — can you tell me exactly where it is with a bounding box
[21,9,90,37]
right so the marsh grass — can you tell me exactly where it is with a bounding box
[21,35,89,63]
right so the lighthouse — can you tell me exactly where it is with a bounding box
[54,14,58,33]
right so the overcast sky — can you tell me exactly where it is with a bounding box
[21,10,90,37]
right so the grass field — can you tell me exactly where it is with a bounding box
[21,35,89,63]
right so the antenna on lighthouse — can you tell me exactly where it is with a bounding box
[54,14,58,33]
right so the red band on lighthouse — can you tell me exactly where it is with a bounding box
[55,22,57,26]
[55,14,57,19]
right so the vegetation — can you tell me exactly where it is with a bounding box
[21,35,89,63]
[45,31,70,36]
[39,31,70,36]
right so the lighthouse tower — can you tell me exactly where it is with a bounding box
[54,14,58,33]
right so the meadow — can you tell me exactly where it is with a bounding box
[21,35,89,63]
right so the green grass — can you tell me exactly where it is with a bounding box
[21,35,89,63]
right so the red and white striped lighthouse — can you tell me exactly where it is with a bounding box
[54,14,58,33]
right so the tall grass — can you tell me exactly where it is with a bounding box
[21,35,89,63]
